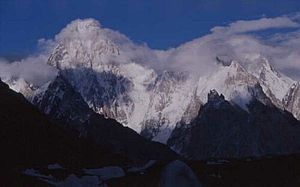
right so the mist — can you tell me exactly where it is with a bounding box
[1,14,300,87]
[0,55,57,86]
[154,15,300,80]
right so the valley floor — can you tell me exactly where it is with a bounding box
[107,154,300,187]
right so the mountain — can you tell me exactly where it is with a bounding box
[168,90,300,160]
[0,78,132,184]
[4,19,300,158]
[0,77,181,185]
[195,60,270,110]
[32,74,177,162]
[35,19,200,143]
[241,54,295,104]
[284,82,300,120]
[140,71,198,143]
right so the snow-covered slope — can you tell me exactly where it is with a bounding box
[38,19,200,142]
[140,71,197,143]
[196,61,263,110]
[284,82,300,120]
[4,18,300,146]
[242,54,295,105]
[45,19,156,132]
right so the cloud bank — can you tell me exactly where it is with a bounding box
[0,55,57,86]
[160,14,300,80]
[1,14,300,88]
[211,16,299,34]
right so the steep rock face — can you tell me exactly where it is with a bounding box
[47,19,120,70]
[6,19,300,146]
[32,75,178,161]
[242,54,295,107]
[32,74,91,131]
[46,19,155,132]
[284,82,300,120]
[140,71,198,143]
[243,54,295,102]
[196,61,270,110]
[0,79,131,176]
[0,77,178,186]
[168,90,300,160]
[41,19,199,142]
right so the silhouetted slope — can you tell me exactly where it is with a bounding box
[168,90,300,160]
[34,75,178,162]
[0,79,129,183]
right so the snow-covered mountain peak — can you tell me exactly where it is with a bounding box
[196,60,260,110]
[48,36,120,70]
[9,18,300,148]
[242,53,295,101]
[61,18,101,34]
[55,18,102,42]
[47,18,146,71]
[244,54,277,78]
[228,60,248,74]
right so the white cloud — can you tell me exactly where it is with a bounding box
[159,15,300,80]
[1,14,300,87]
[211,16,299,34]
[0,55,58,86]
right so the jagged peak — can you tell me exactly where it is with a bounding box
[55,18,102,41]
[206,89,226,109]
[244,53,278,75]
[47,19,124,69]
[54,18,131,47]
[47,18,153,71]
[215,59,248,76]
[220,60,254,82]
[242,53,295,101]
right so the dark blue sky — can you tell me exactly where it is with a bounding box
[1,0,300,57]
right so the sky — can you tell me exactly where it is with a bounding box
[1,0,300,58]
[1,0,300,85]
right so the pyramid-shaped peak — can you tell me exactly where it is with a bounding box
[207,89,225,102]
[63,18,101,33]
[54,18,105,42]
[227,60,247,74]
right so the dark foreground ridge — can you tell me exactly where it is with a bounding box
[169,90,300,160]
[0,79,178,186]
[1,78,300,186]
[0,79,129,184]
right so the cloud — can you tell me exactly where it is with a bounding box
[211,16,299,34]
[0,55,58,86]
[158,15,300,80]
[1,14,300,88]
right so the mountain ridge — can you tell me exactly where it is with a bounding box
[3,18,300,153]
